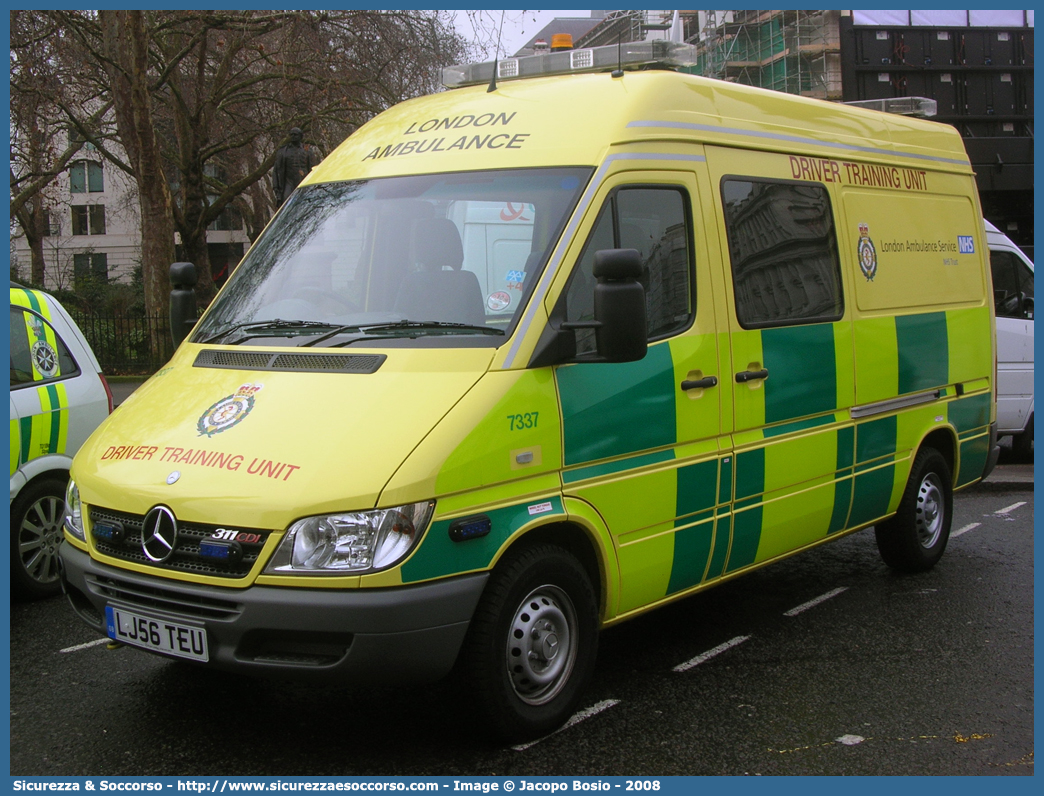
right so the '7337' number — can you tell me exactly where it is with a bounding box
[508,412,538,431]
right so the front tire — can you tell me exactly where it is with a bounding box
[461,543,599,742]
[875,448,953,572]
[11,477,68,600]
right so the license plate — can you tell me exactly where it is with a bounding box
[106,605,209,662]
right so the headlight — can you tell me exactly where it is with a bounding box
[64,480,85,541]
[264,501,434,574]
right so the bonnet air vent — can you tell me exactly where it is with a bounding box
[193,349,386,374]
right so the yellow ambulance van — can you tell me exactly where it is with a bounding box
[60,42,999,741]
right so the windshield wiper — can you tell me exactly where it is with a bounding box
[299,320,504,347]
[200,319,339,345]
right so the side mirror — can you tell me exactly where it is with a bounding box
[591,248,647,363]
[529,249,648,368]
[170,262,198,346]
[1023,295,1034,320]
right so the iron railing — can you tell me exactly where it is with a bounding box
[67,313,173,375]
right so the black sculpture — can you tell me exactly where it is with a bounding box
[272,127,320,205]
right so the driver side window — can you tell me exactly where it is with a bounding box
[564,187,693,354]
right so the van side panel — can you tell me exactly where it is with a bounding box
[839,176,993,497]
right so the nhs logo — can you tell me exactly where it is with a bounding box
[958,236,975,254]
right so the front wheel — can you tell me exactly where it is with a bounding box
[875,448,953,572]
[11,477,68,600]
[461,543,599,742]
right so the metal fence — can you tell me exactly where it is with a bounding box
[67,313,173,375]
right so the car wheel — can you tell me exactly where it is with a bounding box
[11,477,68,600]
[875,448,953,573]
[461,543,599,742]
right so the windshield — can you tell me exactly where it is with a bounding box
[193,168,592,347]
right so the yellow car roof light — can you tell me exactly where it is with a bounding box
[442,41,699,89]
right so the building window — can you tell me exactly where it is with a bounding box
[69,127,97,152]
[73,253,108,285]
[70,161,104,194]
[71,205,88,235]
[207,203,243,232]
[721,178,844,329]
[71,205,105,235]
[89,205,106,235]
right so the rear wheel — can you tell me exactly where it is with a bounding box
[11,477,68,600]
[461,543,599,742]
[875,448,952,572]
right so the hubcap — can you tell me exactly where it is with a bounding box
[914,472,945,549]
[19,495,64,585]
[506,585,578,705]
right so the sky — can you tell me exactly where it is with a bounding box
[451,10,593,59]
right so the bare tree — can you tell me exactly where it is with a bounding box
[14,10,471,320]
[10,11,106,285]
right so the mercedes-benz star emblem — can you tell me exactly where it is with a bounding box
[141,506,179,563]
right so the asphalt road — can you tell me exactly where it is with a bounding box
[10,487,1033,776]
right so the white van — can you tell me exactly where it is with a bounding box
[986,221,1034,456]
[10,285,112,598]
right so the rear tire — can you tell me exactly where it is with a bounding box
[875,448,952,572]
[11,477,68,600]
[461,543,599,743]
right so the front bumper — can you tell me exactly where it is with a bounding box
[59,542,488,684]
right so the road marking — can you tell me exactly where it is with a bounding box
[951,522,981,538]
[995,501,1026,515]
[784,587,848,617]
[673,635,751,673]
[59,638,109,654]
[836,734,865,745]
[511,699,620,751]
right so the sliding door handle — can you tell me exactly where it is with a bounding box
[681,376,718,391]
[735,368,769,383]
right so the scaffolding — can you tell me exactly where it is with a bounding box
[693,10,842,100]
[576,10,676,48]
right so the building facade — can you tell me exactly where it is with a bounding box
[11,139,251,291]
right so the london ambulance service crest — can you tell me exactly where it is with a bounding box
[197,383,263,437]
[857,222,878,282]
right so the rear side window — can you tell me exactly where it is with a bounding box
[565,186,694,354]
[9,307,79,387]
[721,178,844,329]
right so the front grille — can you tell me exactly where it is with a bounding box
[89,506,272,579]
[194,349,386,374]
[85,574,242,621]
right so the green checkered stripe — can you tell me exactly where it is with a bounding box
[554,308,991,613]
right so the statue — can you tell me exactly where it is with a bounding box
[272,127,320,205]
